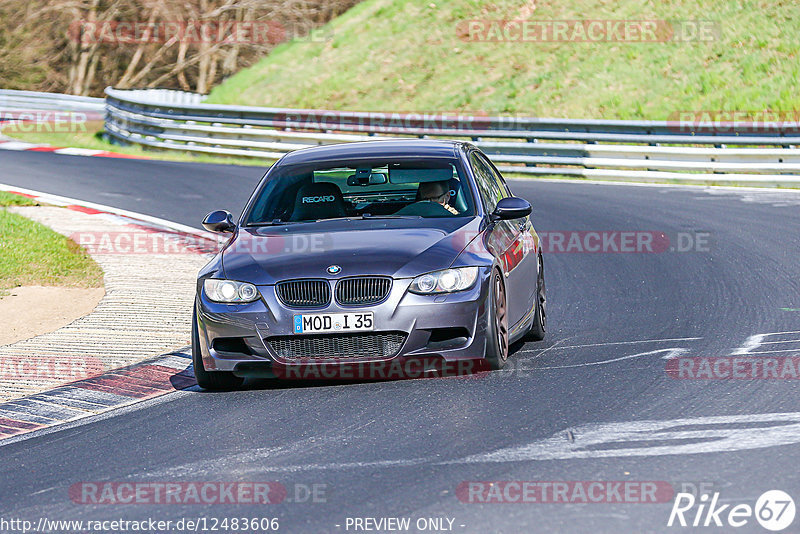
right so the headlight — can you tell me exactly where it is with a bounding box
[204,279,260,303]
[408,267,479,295]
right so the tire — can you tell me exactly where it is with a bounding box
[192,309,244,391]
[527,253,546,341]
[485,269,510,370]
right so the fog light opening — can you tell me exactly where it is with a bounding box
[425,327,470,351]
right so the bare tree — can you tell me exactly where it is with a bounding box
[0,0,361,95]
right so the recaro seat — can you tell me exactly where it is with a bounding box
[290,182,347,221]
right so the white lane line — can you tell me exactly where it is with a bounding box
[0,183,209,238]
[735,349,800,355]
[754,330,800,336]
[0,141,44,150]
[52,147,105,156]
[208,458,432,474]
[518,337,702,354]
[731,332,800,356]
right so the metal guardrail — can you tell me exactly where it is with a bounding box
[0,89,104,112]
[5,87,800,184]
[105,87,800,145]
[103,87,800,184]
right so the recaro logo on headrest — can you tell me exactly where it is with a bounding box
[302,195,336,204]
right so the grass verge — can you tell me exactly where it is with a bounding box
[207,0,800,118]
[0,192,104,295]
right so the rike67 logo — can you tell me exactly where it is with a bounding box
[668,490,795,531]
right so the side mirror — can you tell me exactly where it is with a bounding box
[491,197,532,221]
[202,210,236,233]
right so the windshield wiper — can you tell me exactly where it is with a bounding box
[315,217,357,222]
[246,219,308,227]
[360,214,423,220]
[248,215,421,226]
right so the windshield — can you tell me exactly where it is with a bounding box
[244,158,475,225]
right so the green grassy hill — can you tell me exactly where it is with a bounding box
[207,0,800,119]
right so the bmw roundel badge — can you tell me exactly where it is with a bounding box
[327,265,342,275]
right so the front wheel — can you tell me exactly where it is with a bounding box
[527,253,546,341]
[485,270,509,370]
[192,309,244,391]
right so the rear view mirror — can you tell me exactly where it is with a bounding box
[346,172,387,186]
[202,210,236,233]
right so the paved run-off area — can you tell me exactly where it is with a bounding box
[0,204,209,401]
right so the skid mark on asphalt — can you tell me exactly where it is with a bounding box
[515,336,577,362]
[514,330,800,372]
[445,412,800,463]
[160,412,800,474]
[519,337,703,354]
[145,418,413,478]
[512,337,702,371]
[522,348,689,370]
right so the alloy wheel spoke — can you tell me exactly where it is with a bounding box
[495,275,509,357]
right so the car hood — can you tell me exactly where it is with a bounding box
[221,217,483,284]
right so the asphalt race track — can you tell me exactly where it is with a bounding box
[2,149,800,533]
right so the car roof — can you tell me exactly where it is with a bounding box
[277,139,473,165]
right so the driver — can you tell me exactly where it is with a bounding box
[418,181,459,215]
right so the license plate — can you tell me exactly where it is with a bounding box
[293,312,374,334]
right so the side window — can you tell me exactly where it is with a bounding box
[479,154,512,198]
[470,152,505,213]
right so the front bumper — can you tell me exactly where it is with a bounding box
[195,270,492,375]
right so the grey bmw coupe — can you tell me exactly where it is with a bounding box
[193,140,546,389]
